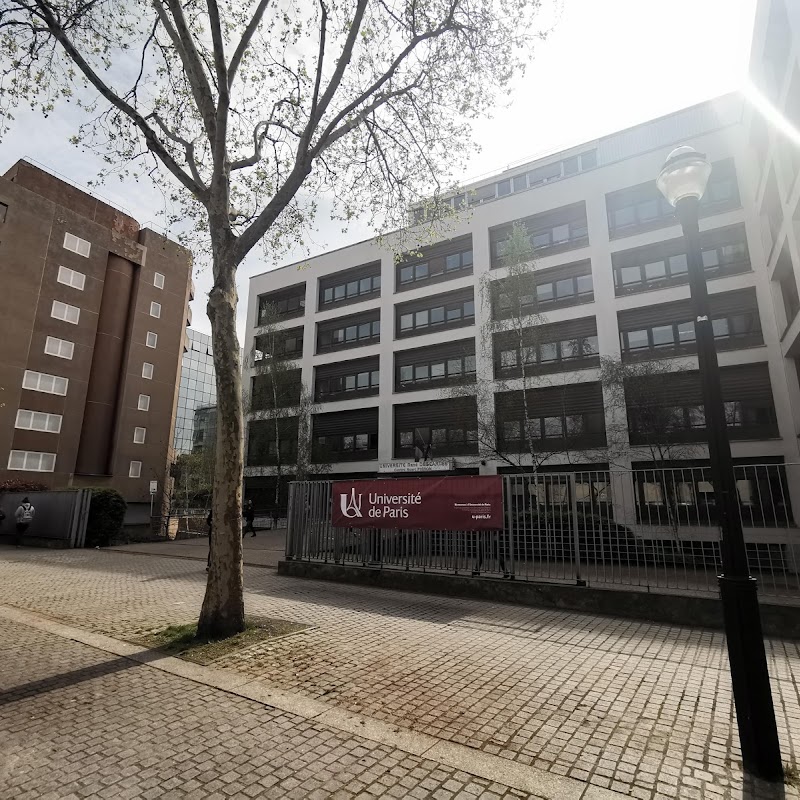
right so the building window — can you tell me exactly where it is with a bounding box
[137,394,150,411]
[499,335,598,371]
[258,288,306,323]
[0,202,7,223]
[501,412,604,444]
[255,329,304,360]
[44,336,74,360]
[22,370,68,396]
[398,249,473,286]
[146,332,158,348]
[321,273,381,305]
[142,362,154,379]
[397,425,478,454]
[317,318,380,351]
[399,353,476,387]
[606,161,740,237]
[51,300,80,325]
[613,226,750,295]
[154,272,165,289]
[133,427,146,444]
[315,432,377,455]
[150,302,161,318]
[8,450,56,472]
[15,409,62,434]
[129,460,142,478]
[398,297,474,335]
[620,313,761,356]
[495,272,593,316]
[63,232,91,257]
[316,369,380,400]
[57,265,86,291]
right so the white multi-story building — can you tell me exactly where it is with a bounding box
[244,92,800,519]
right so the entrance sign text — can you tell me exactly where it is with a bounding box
[332,476,502,531]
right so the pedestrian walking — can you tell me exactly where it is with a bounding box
[206,508,212,571]
[243,500,256,537]
[14,497,35,547]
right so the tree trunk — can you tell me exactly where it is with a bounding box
[198,247,245,639]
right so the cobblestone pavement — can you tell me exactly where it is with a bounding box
[0,546,798,800]
[0,617,537,800]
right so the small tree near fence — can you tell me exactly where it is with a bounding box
[246,301,330,512]
[600,356,702,533]
[444,222,603,471]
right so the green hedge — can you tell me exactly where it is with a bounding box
[85,489,127,547]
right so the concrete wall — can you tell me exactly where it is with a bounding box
[278,559,800,640]
[0,490,88,547]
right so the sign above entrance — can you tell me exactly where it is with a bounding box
[378,459,455,474]
[331,476,503,531]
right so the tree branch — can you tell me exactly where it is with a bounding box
[152,0,218,146]
[227,0,271,88]
[31,0,206,201]
[147,112,206,188]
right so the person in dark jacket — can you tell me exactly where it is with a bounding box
[243,500,256,537]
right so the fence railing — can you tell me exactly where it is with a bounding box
[285,464,800,601]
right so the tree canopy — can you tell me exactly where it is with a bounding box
[0,0,550,637]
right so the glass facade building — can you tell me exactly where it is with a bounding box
[174,329,217,454]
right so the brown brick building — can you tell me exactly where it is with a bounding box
[0,160,193,522]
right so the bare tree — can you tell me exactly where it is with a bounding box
[1,0,547,636]
[446,222,602,471]
[245,302,328,513]
[600,356,703,532]
[600,356,703,466]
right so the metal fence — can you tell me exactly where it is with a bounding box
[285,464,800,601]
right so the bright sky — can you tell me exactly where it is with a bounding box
[1,0,758,339]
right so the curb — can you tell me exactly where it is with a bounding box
[0,602,626,800]
[106,546,280,570]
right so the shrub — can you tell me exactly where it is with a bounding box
[85,489,127,547]
[0,479,47,493]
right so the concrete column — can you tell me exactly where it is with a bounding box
[377,251,396,465]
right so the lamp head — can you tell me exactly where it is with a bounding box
[656,145,712,207]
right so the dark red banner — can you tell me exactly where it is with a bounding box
[331,476,503,531]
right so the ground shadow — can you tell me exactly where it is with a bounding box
[0,648,168,708]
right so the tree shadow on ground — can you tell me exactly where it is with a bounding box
[0,649,167,708]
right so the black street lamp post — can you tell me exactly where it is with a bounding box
[657,146,783,781]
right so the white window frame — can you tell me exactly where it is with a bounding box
[8,450,56,472]
[57,265,86,291]
[150,301,161,319]
[129,460,142,478]
[51,300,80,325]
[15,409,63,434]
[154,272,165,289]
[146,332,158,348]
[22,370,68,396]
[133,426,147,444]
[63,232,91,257]
[142,362,154,380]
[44,336,75,360]
[137,394,150,411]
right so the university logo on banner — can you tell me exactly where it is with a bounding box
[339,487,363,519]
[331,476,503,531]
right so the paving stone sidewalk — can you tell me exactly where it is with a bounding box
[0,546,798,800]
[0,617,538,800]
